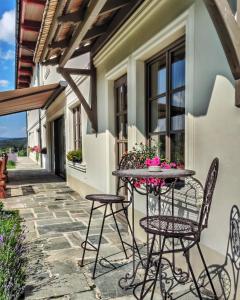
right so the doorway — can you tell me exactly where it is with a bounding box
[54,116,66,178]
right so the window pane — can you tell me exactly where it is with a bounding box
[171,132,184,163]
[171,47,185,89]
[117,115,128,139]
[150,96,166,133]
[149,58,166,97]
[150,135,166,159]
[170,91,185,131]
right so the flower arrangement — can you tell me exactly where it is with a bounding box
[127,143,184,189]
[0,203,27,299]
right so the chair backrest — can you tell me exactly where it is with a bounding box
[198,158,219,232]
[116,151,144,193]
[118,151,145,170]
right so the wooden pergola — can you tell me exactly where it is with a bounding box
[16,0,46,89]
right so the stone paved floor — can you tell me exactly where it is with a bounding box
[4,158,199,300]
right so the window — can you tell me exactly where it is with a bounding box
[73,106,82,150]
[146,38,185,164]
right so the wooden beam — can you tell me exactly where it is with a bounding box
[100,0,130,15]
[83,25,107,42]
[61,68,92,76]
[203,0,240,79]
[42,45,91,65]
[57,67,97,132]
[20,41,36,51]
[237,0,240,23]
[92,0,144,56]
[71,45,91,59]
[19,75,31,82]
[59,0,107,67]
[21,20,41,32]
[19,56,35,65]
[49,38,70,49]
[23,0,45,6]
[58,9,85,24]
[236,79,240,106]
[19,67,33,75]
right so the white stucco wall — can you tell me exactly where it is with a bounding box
[30,0,240,264]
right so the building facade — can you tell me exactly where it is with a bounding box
[22,0,240,295]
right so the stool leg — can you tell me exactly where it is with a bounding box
[92,204,108,279]
[80,201,95,267]
[180,239,202,300]
[150,236,166,300]
[122,203,142,263]
[110,204,128,259]
[197,242,218,299]
[139,234,156,299]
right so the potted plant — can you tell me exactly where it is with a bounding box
[67,150,82,163]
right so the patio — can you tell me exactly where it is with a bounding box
[3,157,238,299]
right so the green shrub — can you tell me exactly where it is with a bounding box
[7,160,16,170]
[0,203,27,299]
[18,149,27,157]
[67,150,82,163]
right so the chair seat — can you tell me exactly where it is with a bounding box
[86,194,125,203]
[140,215,199,237]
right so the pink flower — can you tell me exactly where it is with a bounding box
[145,158,151,167]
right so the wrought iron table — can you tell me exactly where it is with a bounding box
[112,168,196,294]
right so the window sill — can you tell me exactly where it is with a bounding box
[67,161,86,173]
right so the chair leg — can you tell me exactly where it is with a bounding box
[110,204,128,259]
[122,203,143,263]
[92,204,108,279]
[80,201,95,267]
[139,234,156,299]
[197,242,218,299]
[180,239,202,300]
[150,236,166,300]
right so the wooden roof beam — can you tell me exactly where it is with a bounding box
[19,75,31,82]
[21,20,41,32]
[19,67,33,75]
[100,0,130,15]
[83,25,107,42]
[59,0,107,67]
[203,0,240,78]
[42,45,91,65]
[19,57,35,66]
[60,68,92,76]
[203,0,240,106]
[49,38,70,49]
[58,8,85,24]
[20,41,36,51]
[23,0,45,6]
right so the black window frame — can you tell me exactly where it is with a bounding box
[146,36,186,163]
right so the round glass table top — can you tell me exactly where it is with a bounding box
[112,168,195,179]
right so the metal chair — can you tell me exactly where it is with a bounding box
[80,152,143,279]
[135,158,219,299]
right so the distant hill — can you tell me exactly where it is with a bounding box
[0,137,27,150]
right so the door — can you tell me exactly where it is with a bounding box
[114,74,128,166]
[54,116,66,178]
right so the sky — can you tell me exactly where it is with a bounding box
[0,0,26,138]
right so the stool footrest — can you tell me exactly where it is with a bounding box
[81,240,98,252]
